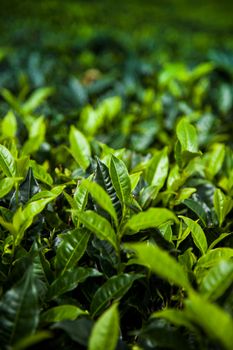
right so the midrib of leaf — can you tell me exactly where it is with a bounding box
[92,276,139,316]
[60,233,89,276]
[9,275,34,345]
[0,152,14,177]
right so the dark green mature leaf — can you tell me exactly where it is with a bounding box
[126,208,178,234]
[90,273,143,316]
[55,228,91,274]
[125,242,191,290]
[183,198,208,226]
[0,144,16,177]
[78,210,117,250]
[47,267,101,300]
[52,318,93,346]
[0,267,39,348]
[88,303,119,350]
[137,318,191,350]
[10,167,40,208]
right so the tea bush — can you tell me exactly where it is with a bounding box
[0,1,233,349]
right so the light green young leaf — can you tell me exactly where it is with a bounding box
[195,248,233,270]
[195,248,233,284]
[109,155,131,206]
[151,309,196,332]
[77,210,117,250]
[146,147,168,189]
[22,117,46,155]
[2,110,17,138]
[29,160,53,186]
[22,87,54,114]
[179,216,207,255]
[12,331,52,350]
[199,260,233,301]
[208,233,232,250]
[176,118,198,153]
[0,177,15,198]
[1,88,20,112]
[88,303,119,350]
[214,188,233,227]
[174,187,196,205]
[125,242,191,290]
[203,143,225,178]
[41,305,88,323]
[0,145,16,177]
[185,292,233,350]
[126,208,178,234]
[74,181,89,211]
[129,172,142,191]
[69,126,91,170]
[13,193,61,246]
[81,179,117,224]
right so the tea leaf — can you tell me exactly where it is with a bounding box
[179,216,207,255]
[88,303,119,350]
[125,242,191,290]
[78,210,117,250]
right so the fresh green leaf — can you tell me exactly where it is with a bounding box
[146,147,169,189]
[82,179,118,224]
[88,303,119,350]
[77,210,117,250]
[41,305,88,323]
[214,188,233,227]
[0,144,16,177]
[69,126,91,170]
[125,242,191,290]
[126,208,178,234]
[185,292,233,350]
[179,216,208,255]
[199,260,233,301]
[109,155,131,206]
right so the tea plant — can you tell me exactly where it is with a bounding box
[0,1,233,349]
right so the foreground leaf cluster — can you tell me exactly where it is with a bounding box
[1,4,233,349]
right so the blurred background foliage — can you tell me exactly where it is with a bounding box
[1,0,233,151]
